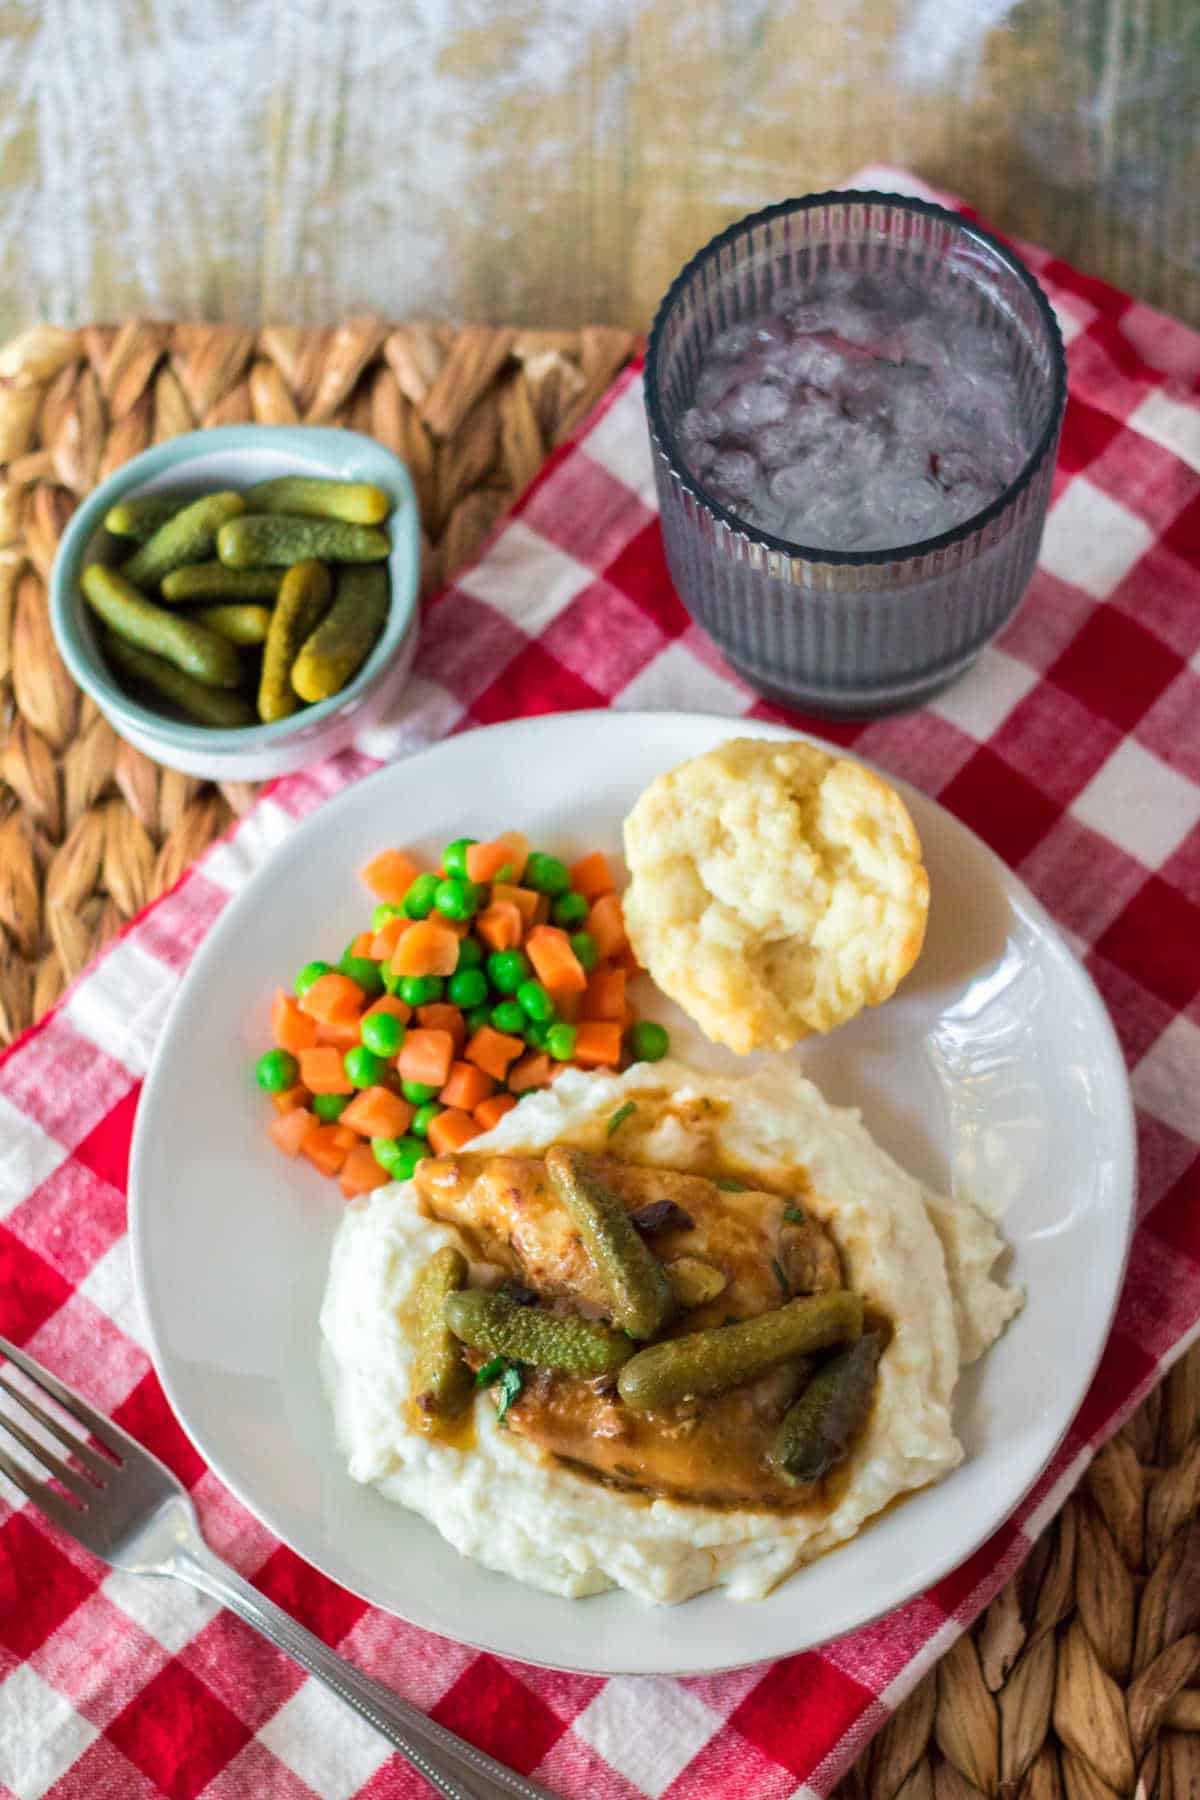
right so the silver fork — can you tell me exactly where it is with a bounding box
[0,1334,559,1800]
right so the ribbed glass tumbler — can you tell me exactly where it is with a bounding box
[645,193,1067,716]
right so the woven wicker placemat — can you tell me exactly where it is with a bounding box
[1,319,1196,1799]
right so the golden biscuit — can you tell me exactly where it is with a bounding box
[622,738,929,1053]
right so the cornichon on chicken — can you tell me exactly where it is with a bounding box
[242,476,391,525]
[101,631,254,728]
[443,1287,634,1377]
[217,513,390,569]
[410,1247,473,1419]
[194,603,272,645]
[123,491,246,589]
[769,1332,882,1485]
[291,565,388,703]
[544,1146,673,1340]
[257,559,332,723]
[161,562,285,602]
[82,564,242,688]
[617,1289,863,1411]
[104,495,188,542]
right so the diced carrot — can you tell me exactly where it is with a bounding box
[332,1125,359,1150]
[581,967,625,1022]
[525,924,586,994]
[569,851,615,901]
[475,902,523,952]
[370,915,414,960]
[397,1028,455,1089]
[492,884,539,929]
[532,894,551,927]
[349,930,376,959]
[427,1108,481,1155]
[362,993,412,1027]
[362,849,422,904]
[587,893,628,961]
[269,1108,319,1156]
[340,1086,416,1139]
[340,1141,390,1197]
[439,1061,495,1111]
[550,989,581,1023]
[498,831,529,881]
[463,1025,525,1082]
[302,1123,354,1176]
[465,840,520,885]
[474,1093,518,1131]
[507,1051,554,1093]
[272,1082,310,1115]
[417,1003,466,1054]
[573,1022,623,1068]
[271,988,318,1053]
[298,971,364,1025]
[613,943,641,974]
[391,919,460,979]
[316,1018,361,1050]
[299,1046,354,1095]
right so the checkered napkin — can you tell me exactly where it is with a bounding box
[3,170,1200,1800]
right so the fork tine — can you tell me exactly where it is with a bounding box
[0,1407,94,1501]
[0,1372,111,1482]
[0,1334,125,1462]
[0,1440,85,1534]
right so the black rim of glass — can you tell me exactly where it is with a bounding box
[644,190,1069,568]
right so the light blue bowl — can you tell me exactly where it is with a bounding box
[50,426,420,779]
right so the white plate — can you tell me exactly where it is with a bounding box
[130,712,1135,1675]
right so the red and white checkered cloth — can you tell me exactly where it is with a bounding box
[3,170,1200,1800]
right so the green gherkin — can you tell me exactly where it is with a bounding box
[83,563,242,688]
[123,491,246,588]
[410,1247,473,1419]
[104,495,189,542]
[291,565,388,702]
[443,1288,634,1377]
[544,1146,673,1340]
[101,632,254,728]
[616,1290,863,1411]
[193,603,272,645]
[161,562,285,602]
[769,1332,882,1485]
[218,514,390,569]
[257,559,332,722]
[242,476,390,524]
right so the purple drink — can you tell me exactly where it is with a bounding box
[676,271,1031,555]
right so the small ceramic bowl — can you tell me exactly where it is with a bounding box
[50,425,420,780]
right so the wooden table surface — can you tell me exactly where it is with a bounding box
[1,0,1196,337]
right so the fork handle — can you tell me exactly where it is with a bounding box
[170,1540,559,1800]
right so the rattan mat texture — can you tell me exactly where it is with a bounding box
[1,319,1197,1800]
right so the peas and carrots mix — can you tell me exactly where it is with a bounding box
[257,832,670,1198]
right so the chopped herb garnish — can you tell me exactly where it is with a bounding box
[783,1205,806,1224]
[715,1178,746,1192]
[606,1100,636,1137]
[475,1356,507,1388]
[771,1257,790,1296]
[495,1363,524,1426]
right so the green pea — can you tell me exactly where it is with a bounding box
[372,902,406,930]
[628,1020,670,1063]
[344,1045,386,1089]
[523,852,571,896]
[399,974,444,1007]
[487,949,531,995]
[441,838,477,879]
[339,953,384,998]
[464,1005,492,1035]
[410,1102,442,1139]
[551,891,589,928]
[256,1048,299,1093]
[517,979,555,1024]
[434,878,484,922]
[490,1000,525,1035]
[455,937,484,972]
[360,1011,405,1057]
[569,931,598,972]
[382,963,404,996]
[372,1134,426,1180]
[524,1020,551,1051]
[295,959,332,998]
[401,1079,440,1105]
[546,1023,578,1062]
[447,968,487,1009]
[403,872,441,919]
[312,1092,349,1122]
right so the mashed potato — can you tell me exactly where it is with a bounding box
[622,739,929,1053]
[321,1061,1019,1605]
